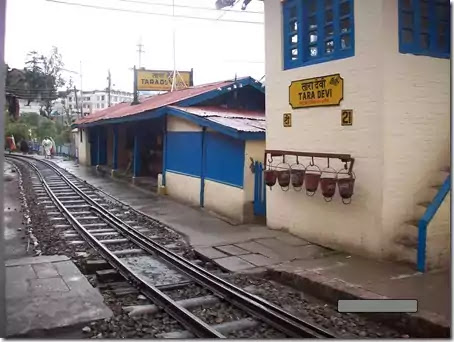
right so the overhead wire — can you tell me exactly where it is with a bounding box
[114,0,263,14]
[44,0,263,24]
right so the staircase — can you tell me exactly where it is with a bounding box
[393,166,451,271]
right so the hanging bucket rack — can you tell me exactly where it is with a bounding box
[263,150,356,204]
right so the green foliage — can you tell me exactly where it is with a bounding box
[4,111,70,144]
[5,116,30,143]
[6,46,68,119]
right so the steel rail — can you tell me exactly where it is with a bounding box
[14,155,336,338]
[7,156,225,339]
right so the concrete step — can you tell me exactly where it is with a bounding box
[429,169,450,187]
[395,234,417,249]
[415,201,430,218]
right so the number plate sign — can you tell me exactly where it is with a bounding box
[341,109,353,126]
[283,113,292,127]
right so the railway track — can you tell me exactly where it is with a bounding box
[7,154,336,339]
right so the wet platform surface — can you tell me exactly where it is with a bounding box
[6,255,112,337]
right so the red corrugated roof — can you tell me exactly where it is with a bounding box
[75,78,247,126]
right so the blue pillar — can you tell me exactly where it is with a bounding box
[97,128,101,166]
[112,126,118,170]
[199,127,206,207]
[162,117,167,186]
[133,134,141,177]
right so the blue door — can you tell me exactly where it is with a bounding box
[253,161,266,216]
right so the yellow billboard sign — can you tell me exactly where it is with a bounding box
[289,73,344,109]
[137,69,193,91]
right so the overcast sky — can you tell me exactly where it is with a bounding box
[5,0,264,92]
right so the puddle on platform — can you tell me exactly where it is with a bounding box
[121,255,188,286]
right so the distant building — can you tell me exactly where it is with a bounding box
[64,89,134,117]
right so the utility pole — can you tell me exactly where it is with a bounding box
[73,86,80,119]
[79,61,84,117]
[137,38,145,69]
[107,69,112,107]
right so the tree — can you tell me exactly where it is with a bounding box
[5,47,66,120]
[24,47,66,117]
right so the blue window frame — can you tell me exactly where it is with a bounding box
[283,0,355,70]
[399,0,450,58]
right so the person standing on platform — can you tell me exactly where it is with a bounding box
[42,137,53,159]
[19,139,29,154]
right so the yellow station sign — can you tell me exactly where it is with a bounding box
[289,73,344,109]
[137,69,192,91]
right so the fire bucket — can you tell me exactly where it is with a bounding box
[276,162,291,191]
[291,169,305,189]
[264,170,277,188]
[305,164,321,196]
[337,170,356,204]
[320,167,337,202]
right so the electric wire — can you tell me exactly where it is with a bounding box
[44,0,263,24]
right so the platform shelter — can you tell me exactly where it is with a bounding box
[74,77,266,223]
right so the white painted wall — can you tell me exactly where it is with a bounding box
[77,128,91,166]
[204,180,245,221]
[426,192,451,270]
[381,0,451,259]
[264,0,450,263]
[165,171,201,206]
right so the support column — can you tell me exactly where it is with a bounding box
[162,117,167,186]
[112,125,118,176]
[200,127,206,207]
[133,133,141,178]
[96,128,101,166]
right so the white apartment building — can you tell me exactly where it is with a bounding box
[64,89,134,116]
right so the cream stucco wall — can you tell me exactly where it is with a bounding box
[77,128,91,166]
[264,0,450,262]
[204,180,245,221]
[426,192,451,270]
[381,0,451,257]
[165,171,201,206]
[167,116,202,132]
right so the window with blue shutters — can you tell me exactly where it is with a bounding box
[399,0,450,58]
[283,0,355,70]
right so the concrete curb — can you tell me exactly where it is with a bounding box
[265,267,450,338]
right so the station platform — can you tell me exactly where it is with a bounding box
[42,157,451,332]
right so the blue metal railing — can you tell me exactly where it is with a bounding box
[417,175,451,272]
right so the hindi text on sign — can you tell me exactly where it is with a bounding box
[289,74,344,109]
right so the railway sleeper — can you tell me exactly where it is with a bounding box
[96,269,124,283]
[156,318,259,339]
[123,285,258,317]
[49,217,66,221]
[69,238,130,245]
[113,248,145,257]
[124,294,221,317]
[84,259,112,273]
[83,223,108,228]
[64,231,117,238]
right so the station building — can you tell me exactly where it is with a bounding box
[74,77,266,224]
[263,0,450,271]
